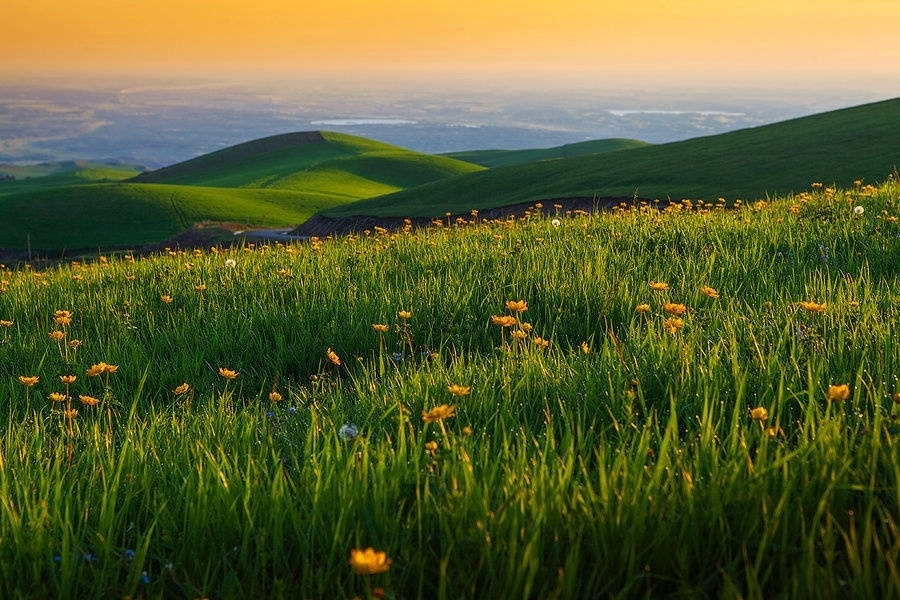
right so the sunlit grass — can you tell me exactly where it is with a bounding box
[0,178,899,598]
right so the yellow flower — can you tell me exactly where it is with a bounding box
[505,300,528,313]
[446,384,470,396]
[68,339,82,348]
[64,408,79,419]
[580,341,590,354]
[491,315,516,327]
[663,317,684,335]
[326,348,341,366]
[372,323,389,333]
[172,382,190,395]
[422,404,456,423]
[49,331,65,341]
[86,363,106,377]
[160,294,173,304]
[649,281,669,292]
[799,301,827,313]
[893,392,900,405]
[195,284,207,292]
[0,320,12,327]
[462,426,473,436]
[17,375,39,387]
[54,310,72,320]
[827,384,850,403]
[48,392,67,403]
[510,329,528,340]
[218,367,238,380]
[397,310,412,320]
[269,390,283,402]
[662,302,687,315]
[79,395,100,407]
[59,375,77,385]
[424,440,439,454]
[700,285,720,299]
[104,364,118,374]
[635,303,651,314]
[349,548,392,575]
[532,336,550,348]
[748,406,769,421]
[54,315,72,326]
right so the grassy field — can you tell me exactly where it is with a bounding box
[324,98,900,218]
[0,179,898,598]
[443,138,651,168]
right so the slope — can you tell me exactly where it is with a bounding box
[321,98,900,218]
[443,138,651,168]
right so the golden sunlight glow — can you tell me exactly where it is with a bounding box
[3,0,899,80]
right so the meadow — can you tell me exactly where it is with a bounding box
[1,179,899,599]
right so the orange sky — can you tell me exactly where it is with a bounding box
[5,0,900,84]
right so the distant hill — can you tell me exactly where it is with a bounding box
[0,132,482,252]
[0,161,143,197]
[321,98,900,219]
[443,138,651,168]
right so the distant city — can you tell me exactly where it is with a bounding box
[1,76,894,169]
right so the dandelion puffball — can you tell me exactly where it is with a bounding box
[853,206,864,215]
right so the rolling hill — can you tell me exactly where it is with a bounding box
[0,132,483,253]
[319,97,900,219]
[443,138,651,168]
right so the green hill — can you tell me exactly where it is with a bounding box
[0,161,143,197]
[443,138,651,168]
[322,98,900,218]
[0,132,483,253]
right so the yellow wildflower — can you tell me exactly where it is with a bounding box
[48,392,67,403]
[491,315,516,327]
[218,367,238,380]
[349,548,392,575]
[160,294,173,304]
[505,300,528,313]
[422,404,456,423]
[79,395,100,407]
[397,310,412,320]
[59,375,76,385]
[532,336,550,348]
[17,375,39,387]
[86,363,106,377]
[326,348,341,366]
[663,317,684,335]
[68,339,82,348]
[64,408,79,420]
[662,302,687,315]
[372,323,389,333]
[510,329,528,340]
[748,406,769,421]
[172,382,190,395]
[649,281,669,292]
[104,364,118,374]
[446,384,471,396]
[827,384,850,403]
[580,341,590,354]
[49,331,65,341]
[635,303,651,314]
[700,285,719,299]
[0,320,12,327]
[799,301,826,313]
[424,440,439,455]
[269,390,283,402]
[195,284,207,292]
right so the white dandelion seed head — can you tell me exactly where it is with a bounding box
[853,206,864,215]
[551,219,561,228]
[225,259,237,268]
[338,423,359,441]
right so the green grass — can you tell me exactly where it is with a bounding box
[0,180,899,598]
[323,97,900,218]
[0,162,143,198]
[443,138,651,168]
[0,183,349,251]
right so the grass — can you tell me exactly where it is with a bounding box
[442,138,651,168]
[0,178,899,598]
[323,97,900,218]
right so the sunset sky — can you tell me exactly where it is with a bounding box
[5,0,900,87]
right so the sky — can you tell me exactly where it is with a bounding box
[4,0,900,89]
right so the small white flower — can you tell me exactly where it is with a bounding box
[853,206,864,216]
[551,219,561,228]
[338,423,359,441]
[225,259,237,268]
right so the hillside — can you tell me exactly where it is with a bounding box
[0,132,483,253]
[320,97,900,219]
[443,138,651,168]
